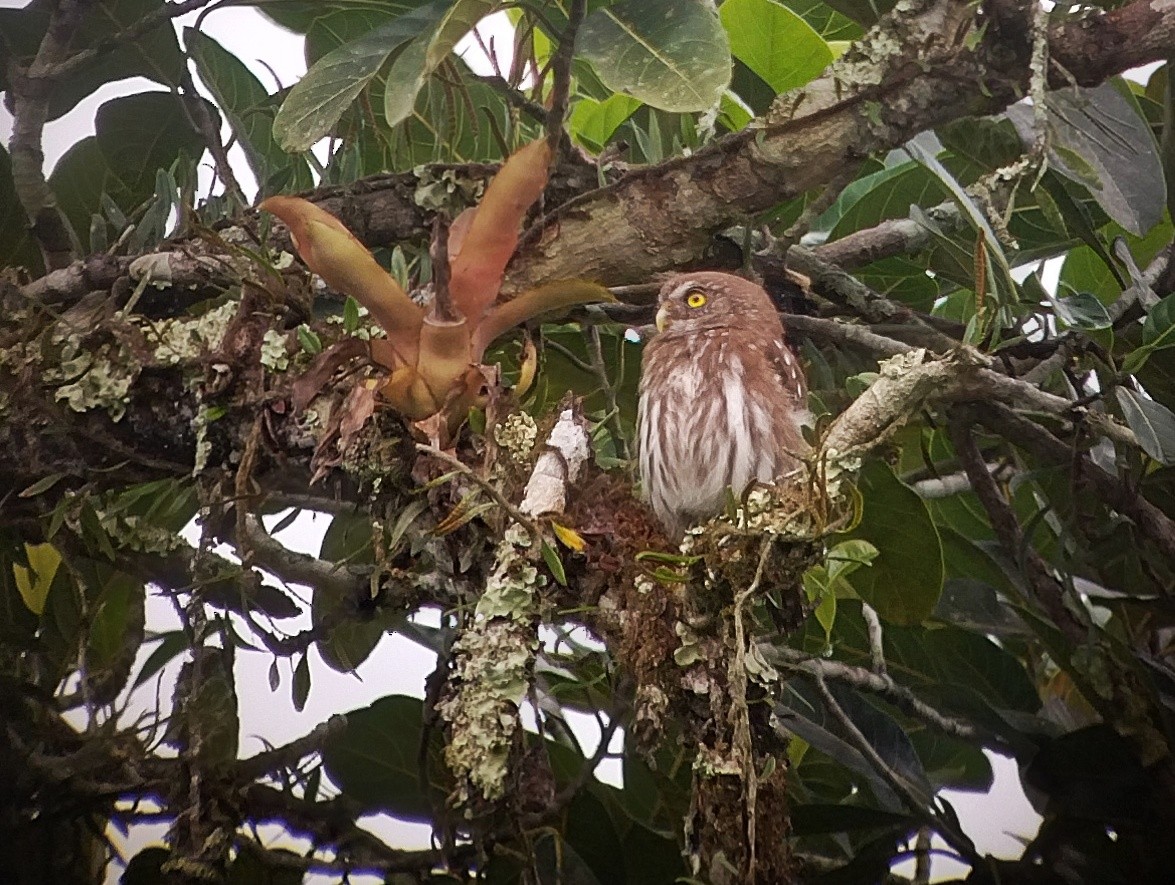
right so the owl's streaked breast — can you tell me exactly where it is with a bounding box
[638,334,787,538]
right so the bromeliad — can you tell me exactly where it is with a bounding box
[261,139,611,435]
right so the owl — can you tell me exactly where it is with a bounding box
[637,272,808,539]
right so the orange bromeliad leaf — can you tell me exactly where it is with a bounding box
[473,279,615,357]
[448,138,553,320]
[261,196,423,365]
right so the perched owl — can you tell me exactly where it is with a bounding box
[637,272,808,539]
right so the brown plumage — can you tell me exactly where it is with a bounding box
[637,272,808,539]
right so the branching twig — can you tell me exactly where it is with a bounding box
[760,645,994,748]
[811,669,980,864]
[584,324,631,460]
[235,715,347,782]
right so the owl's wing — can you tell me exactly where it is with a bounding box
[768,336,807,405]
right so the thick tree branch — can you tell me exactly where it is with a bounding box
[499,0,1175,292]
[7,0,95,270]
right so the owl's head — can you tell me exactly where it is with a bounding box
[653,272,777,335]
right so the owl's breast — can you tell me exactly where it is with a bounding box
[638,339,782,535]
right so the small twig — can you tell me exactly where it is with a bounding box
[583,325,631,460]
[429,213,458,321]
[179,67,247,206]
[415,443,539,540]
[236,715,347,782]
[46,0,214,82]
[861,602,887,676]
[474,74,549,122]
[521,704,627,828]
[545,0,587,155]
[760,645,992,746]
[777,165,862,256]
[947,415,1086,643]
[784,314,913,358]
[545,337,597,374]
[914,826,933,885]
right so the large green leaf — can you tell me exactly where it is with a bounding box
[0,0,184,121]
[578,0,732,113]
[243,0,427,34]
[1116,388,1175,465]
[776,677,934,812]
[822,160,948,240]
[303,0,436,61]
[273,0,450,152]
[569,94,642,152]
[720,0,833,95]
[321,694,448,819]
[846,461,943,625]
[382,0,501,128]
[185,28,313,196]
[1008,80,1166,237]
[48,92,211,251]
[780,0,863,41]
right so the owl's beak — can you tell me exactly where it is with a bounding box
[655,306,669,331]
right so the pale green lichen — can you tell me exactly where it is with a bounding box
[53,338,138,421]
[475,535,543,619]
[191,403,216,475]
[260,329,290,371]
[493,412,539,464]
[674,620,705,667]
[440,523,547,807]
[437,617,538,805]
[145,300,238,366]
[413,166,485,212]
[693,745,742,778]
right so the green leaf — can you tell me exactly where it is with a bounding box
[184,27,313,196]
[541,540,567,587]
[569,94,642,151]
[292,653,311,711]
[1116,388,1175,465]
[1123,293,1175,373]
[720,0,833,95]
[297,324,323,354]
[273,0,451,152]
[133,630,187,688]
[321,694,448,819]
[343,295,361,334]
[1009,80,1166,236]
[0,145,42,273]
[823,160,947,240]
[579,0,732,113]
[846,461,943,625]
[18,472,67,498]
[821,0,897,27]
[49,92,212,252]
[1052,290,1112,330]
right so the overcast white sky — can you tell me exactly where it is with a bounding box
[0,2,1043,881]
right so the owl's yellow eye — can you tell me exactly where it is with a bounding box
[685,290,707,309]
